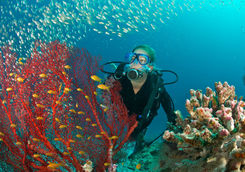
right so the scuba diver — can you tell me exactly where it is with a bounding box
[101,45,178,158]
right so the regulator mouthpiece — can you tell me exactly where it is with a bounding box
[127,68,144,80]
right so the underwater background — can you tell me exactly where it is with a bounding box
[77,0,245,142]
[1,0,245,171]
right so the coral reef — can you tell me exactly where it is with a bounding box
[106,140,161,172]
[162,81,245,172]
[0,41,138,171]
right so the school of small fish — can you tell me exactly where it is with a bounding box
[0,0,241,57]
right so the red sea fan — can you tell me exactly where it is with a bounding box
[67,47,138,171]
[0,41,138,172]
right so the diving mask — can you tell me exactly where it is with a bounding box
[112,52,152,80]
[125,52,151,65]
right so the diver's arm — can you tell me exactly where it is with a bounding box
[160,86,176,125]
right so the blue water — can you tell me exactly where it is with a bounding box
[1,0,245,170]
[78,4,245,140]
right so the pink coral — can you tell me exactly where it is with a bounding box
[161,82,245,171]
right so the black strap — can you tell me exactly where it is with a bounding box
[100,61,128,75]
[113,63,127,80]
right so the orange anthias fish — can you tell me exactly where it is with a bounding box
[91,75,102,82]
[97,84,110,91]
[47,162,65,169]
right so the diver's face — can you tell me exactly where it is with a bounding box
[130,49,153,71]
[130,49,148,68]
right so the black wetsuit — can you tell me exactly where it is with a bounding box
[118,70,176,139]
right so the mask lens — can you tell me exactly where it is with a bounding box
[138,55,148,65]
[129,54,136,63]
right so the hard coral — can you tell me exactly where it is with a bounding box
[161,82,245,172]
